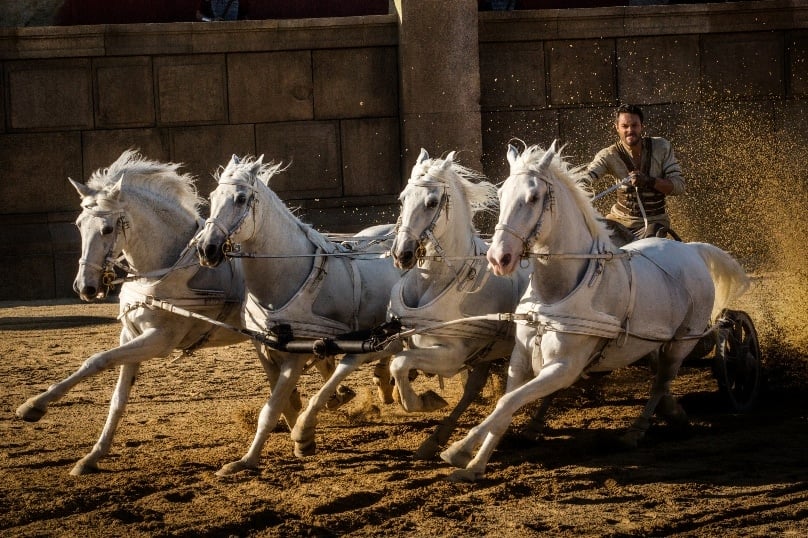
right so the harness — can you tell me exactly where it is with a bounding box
[614,138,667,219]
[241,237,364,342]
[77,203,130,292]
[394,179,452,267]
[496,167,713,350]
[201,178,365,344]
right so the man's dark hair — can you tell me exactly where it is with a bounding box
[615,104,644,124]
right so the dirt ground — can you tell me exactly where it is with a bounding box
[1,271,807,537]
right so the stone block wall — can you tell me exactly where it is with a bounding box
[478,1,808,270]
[0,16,401,299]
[1,1,806,300]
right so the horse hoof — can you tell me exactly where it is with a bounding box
[445,468,481,483]
[215,459,253,477]
[656,395,689,427]
[414,438,440,461]
[69,459,100,476]
[326,386,356,410]
[440,444,472,469]
[294,440,316,458]
[516,425,545,444]
[373,381,394,405]
[420,390,449,412]
[616,430,643,450]
[16,399,47,422]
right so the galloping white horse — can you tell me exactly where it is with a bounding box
[15,150,307,475]
[388,149,529,459]
[196,155,403,473]
[440,142,750,481]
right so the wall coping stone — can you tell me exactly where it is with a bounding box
[479,0,808,41]
[0,14,398,60]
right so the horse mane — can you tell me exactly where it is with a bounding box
[411,155,497,216]
[515,143,613,245]
[87,149,203,217]
[218,155,316,233]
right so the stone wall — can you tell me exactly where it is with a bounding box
[1,1,806,299]
[0,16,402,299]
[477,1,808,269]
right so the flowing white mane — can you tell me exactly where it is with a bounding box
[410,154,497,216]
[515,144,612,245]
[86,149,203,217]
[215,155,287,188]
[217,155,316,235]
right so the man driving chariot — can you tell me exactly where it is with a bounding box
[587,104,686,240]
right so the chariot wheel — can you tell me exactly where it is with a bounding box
[711,309,762,412]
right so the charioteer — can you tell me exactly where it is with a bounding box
[586,103,686,239]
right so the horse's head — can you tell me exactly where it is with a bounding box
[70,176,127,301]
[391,148,454,269]
[392,149,494,270]
[487,142,558,276]
[197,154,276,267]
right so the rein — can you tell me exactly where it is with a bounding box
[81,205,208,291]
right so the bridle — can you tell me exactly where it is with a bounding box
[200,179,259,255]
[494,170,554,260]
[394,180,451,267]
[76,204,130,294]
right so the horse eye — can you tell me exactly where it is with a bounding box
[101,225,114,235]
[235,193,248,205]
[426,198,439,209]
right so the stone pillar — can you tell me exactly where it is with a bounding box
[393,0,482,179]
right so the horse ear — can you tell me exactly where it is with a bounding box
[537,146,555,171]
[442,151,457,169]
[548,139,559,154]
[417,148,429,164]
[507,144,519,168]
[231,154,240,165]
[256,154,264,164]
[68,178,92,198]
[108,174,124,200]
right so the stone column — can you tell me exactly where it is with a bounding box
[393,0,482,180]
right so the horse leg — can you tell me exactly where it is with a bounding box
[70,362,140,475]
[414,362,492,460]
[442,360,579,481]
[254,347,302,431]
[517,393,558,442]
[372,355,395,405]
[312,356,357,410]
[620,344,689,448]
[16,327,169,423]
[216,353,307,476]
[390,349,451,413]
[291,353,373,458]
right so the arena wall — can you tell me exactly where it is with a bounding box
[0,1,805,299]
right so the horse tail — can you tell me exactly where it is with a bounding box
[688,242,751,321]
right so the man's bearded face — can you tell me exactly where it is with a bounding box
[615,112,643,148]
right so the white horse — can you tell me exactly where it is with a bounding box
[388,148,530,459]
[440,142,750,481]
[196,155,403,473]
[15,150,310,475]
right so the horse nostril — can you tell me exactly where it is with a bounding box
[501,253,512,268]
[83,286,97,298]
[203,243,220,261]
[400,251,414,267]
